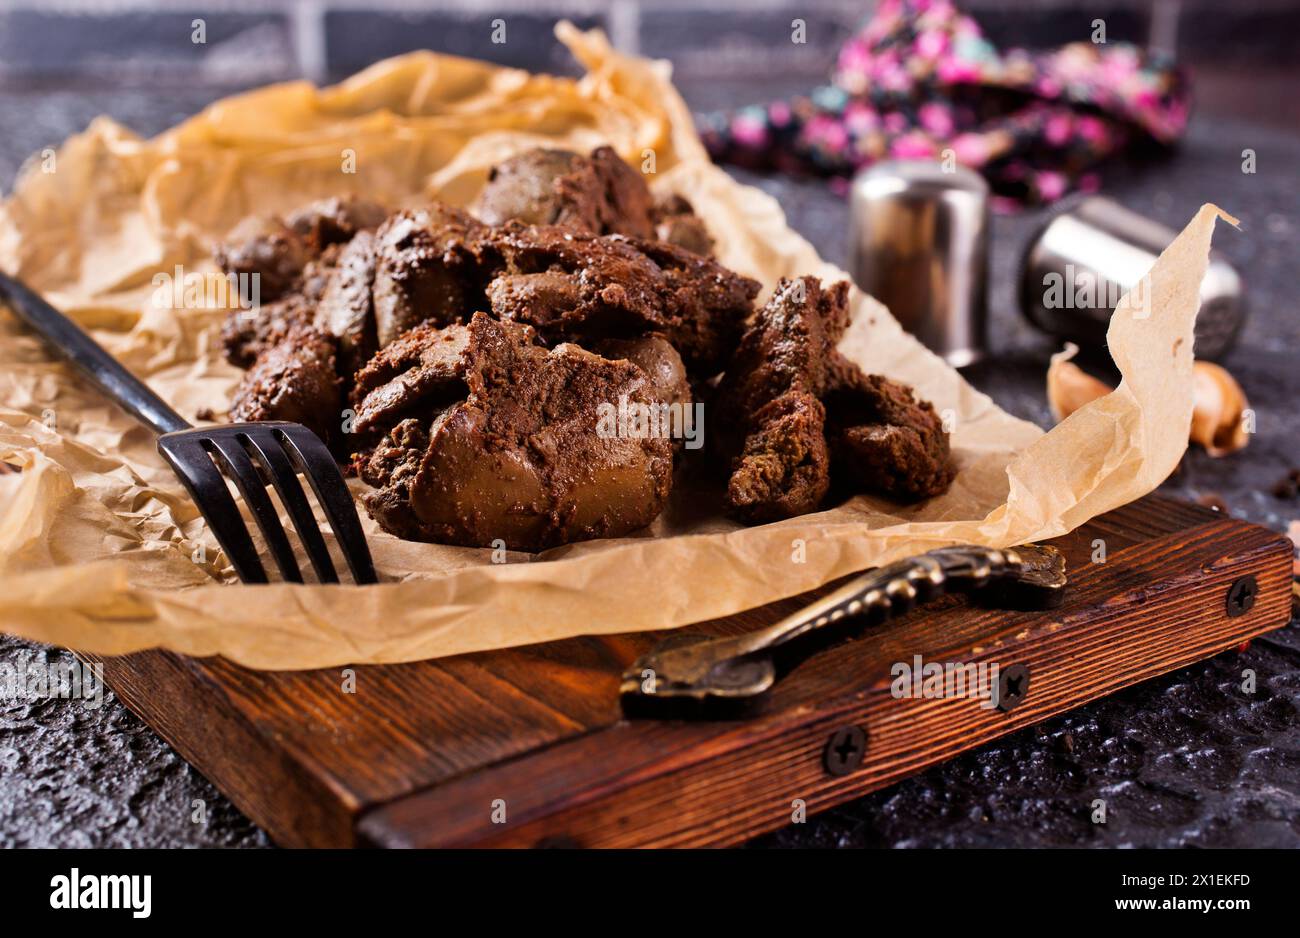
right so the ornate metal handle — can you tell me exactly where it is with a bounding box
[620,544,1067,718]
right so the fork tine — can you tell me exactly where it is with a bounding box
[274,425,378,585]
[206,436,303,583]
[158,436,268,584]
[239,429,339,584]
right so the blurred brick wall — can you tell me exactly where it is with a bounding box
[0,0,1297,123]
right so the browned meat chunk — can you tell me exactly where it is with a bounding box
[593,334,696,454]
[364,208,756,373]
[715,277,847,521]
[592,335,690,412]
[221,293,315,368]
[652,194,713,256]
[217,196,387,369]
[352,313,673,550]
[214,196,386,304]
[286,195,388,250]
[370,205,486,349]
[473,146,655,238]
[296,243,343,304]
[220,243,347,367]
[717,277,848,413]
[314,230,378,377]
[823,365,954,501]
[214,215,310,302]
[716,275,951,520]
[474,147,715,256]
[228,327,342,447]
[480,223,757,373]
[726,391,830,522]
[350,320,473,439]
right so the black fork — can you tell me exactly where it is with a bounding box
[1,272,377,585]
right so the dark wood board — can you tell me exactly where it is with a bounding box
[83,495,1294,848]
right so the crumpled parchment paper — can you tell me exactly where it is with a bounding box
[0,25,1232,669]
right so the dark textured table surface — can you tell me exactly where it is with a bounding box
[1,79,1297,849]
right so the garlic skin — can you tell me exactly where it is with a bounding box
[1046,350,1250,457]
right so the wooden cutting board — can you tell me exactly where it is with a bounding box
[83,494,1294,847]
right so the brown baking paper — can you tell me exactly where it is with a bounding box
[0,25,1233,669]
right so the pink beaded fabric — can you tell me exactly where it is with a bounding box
[700,0,1190,208]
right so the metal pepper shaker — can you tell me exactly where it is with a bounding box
[1018,195,1246,361]
[849,160,990,368]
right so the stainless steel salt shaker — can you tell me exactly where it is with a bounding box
[1019,195,1246,361]
[849,160,989,368]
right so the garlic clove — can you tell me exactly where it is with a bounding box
[1046,349,1250,458]
[1190,361,1250,456]
[1046,345,1113,423]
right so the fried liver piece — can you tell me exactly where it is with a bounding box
[353,313,673,550]
[314,230,378,378]
[221,293,315,368]
[214,196,386,303]
[363,208,756,372]
[480,223,758,373]
[286,196,388,250]
[228,326,342,447]
[726,390,830,523]
[592,335,691,412]
[473,147,718,256]
[349,318,474,441]
[716,275,952,520]
[717,277,849,413]
[217,196,386,366]
[214,215,311,303]
[370,205,486,349]
[823,363,954,501]
[652,194,713,256]
[220,241,349,368]
[715,277,847,522]
[473,146,655,238]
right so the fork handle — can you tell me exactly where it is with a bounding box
[0,272,189,435]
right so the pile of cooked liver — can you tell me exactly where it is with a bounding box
[216,146,953,551]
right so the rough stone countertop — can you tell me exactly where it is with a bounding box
[1,83,1297,849]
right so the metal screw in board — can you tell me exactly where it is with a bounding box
[823,725,867,776]
[1226,576,1258,618]
[996,664,1031,712]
